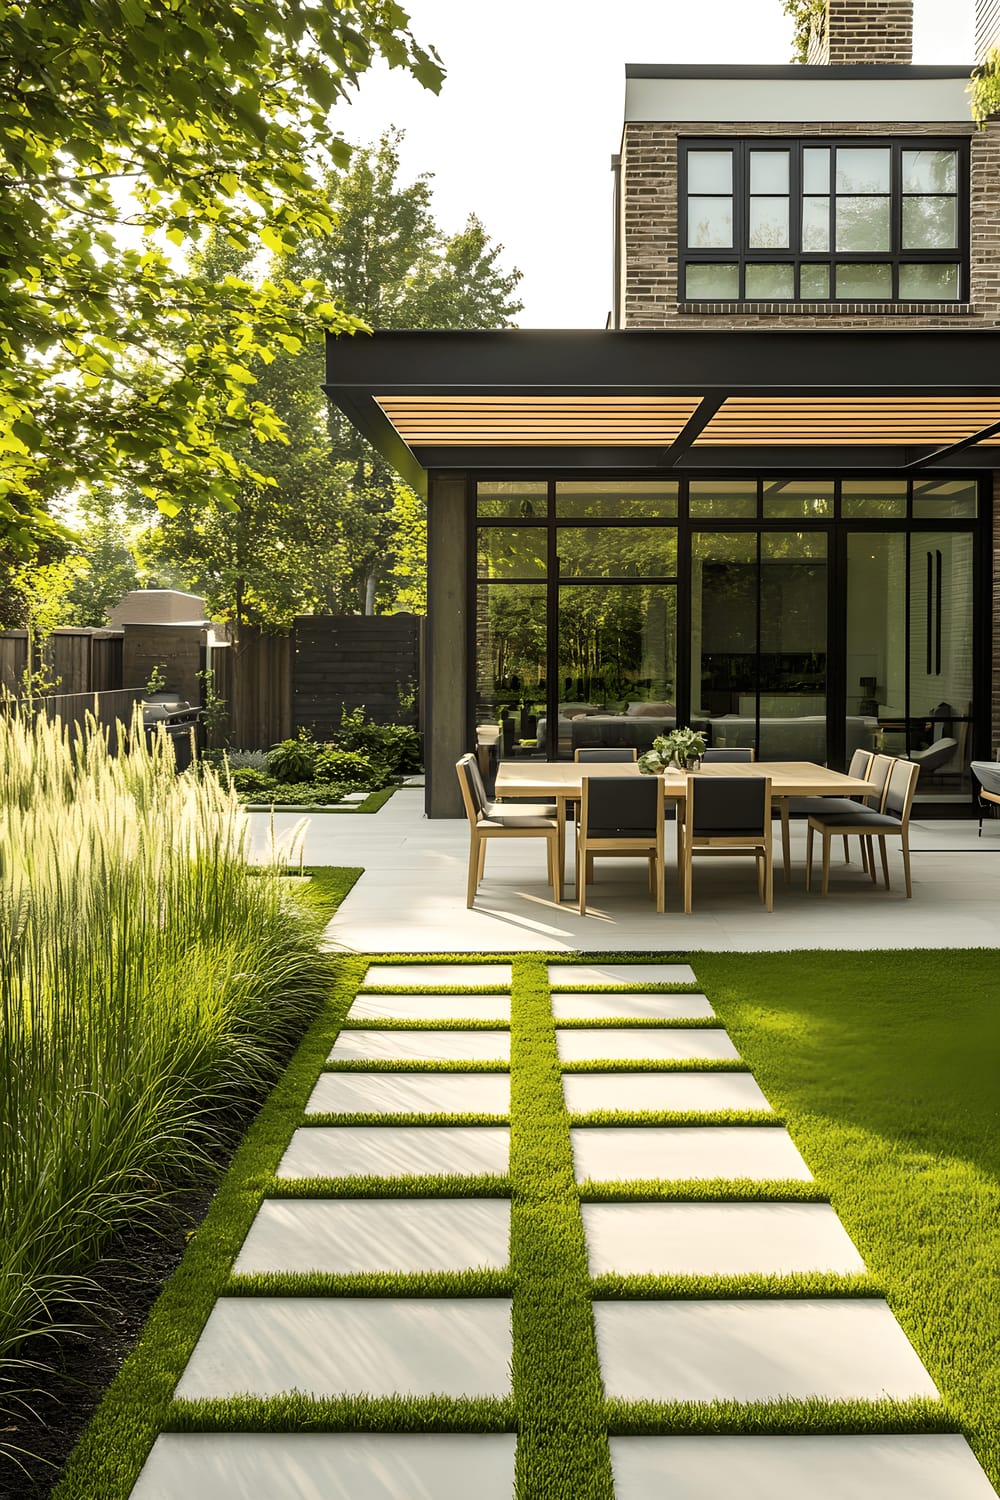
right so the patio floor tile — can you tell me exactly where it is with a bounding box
[571,1126,812,1183]
[556,1028,738,1063]
[305,1072,510,1117]
[233,1199,510,1276]
[593,1299,938,1402]
[360,964,512,989]
[562,1071,771,1115]
[347,994,511,1022]
[131,1433,518,1500]
[582,1202,865,1277]
[608,1435,996,1500]
[547,963,697,985]
[551,992,715,1021]
[174,1298,513,1400]
[329,1030,511,1063]
[276,1126,509,1180]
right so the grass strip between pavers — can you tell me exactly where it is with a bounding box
[606,1394,952,1436]
[591,1271,880,1300]
[302,1111,510,1127]
[579,1177,828,1203]
[570,1109,781,1127]
[225,1270,514,1298]
[169,1393,515,1433]
[269,1173,512,1200]
[322,1058,510,1072]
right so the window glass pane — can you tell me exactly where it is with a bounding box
[841,480,907,518]
[748,196,790,248]
[685,263,740,299]
[911,479,978,518]
[803,148,830,192]
[762,479,834,518]
[835,263,892,299]
[750,151,790,193]
[687,150,733,192]
[477,526,547,579]
[836,196,890,251]
[477,480,548,518]
[476,583,547,753]
[555,481,678,518]
[757,532,828,762]
[558,585,676,747]
[687,197,733,248]
[907,531,974,796]
[557,527,677,578]
[901,149,957,193]
[745,263,795,298]
[691,532,757,723]
[799,263,830,298]
[898,263,960,300]
[802,196,830,251]
[901,196,957,249]
[689,481,757,518]
[835,147,891,192]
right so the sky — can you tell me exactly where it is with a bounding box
[328,0,977,328]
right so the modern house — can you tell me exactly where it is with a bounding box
[325,0,1000,817]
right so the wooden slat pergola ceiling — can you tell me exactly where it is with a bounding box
[375,394,1000,448]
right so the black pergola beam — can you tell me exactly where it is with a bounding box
[904,416,1000,471]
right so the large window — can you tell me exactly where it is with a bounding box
[681,139,966,303]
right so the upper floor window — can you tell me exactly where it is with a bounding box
[680,139,966,303]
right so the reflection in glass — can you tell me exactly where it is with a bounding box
[691,533,757,727]
[687,197,734,247]
[477,526,546,579]
[901,196,957,249]
[898,263,960,300]
[557,527,677,578]
[476,583,547,755]
[558,585,677,754]
[749,197,790,247]
[912,479,977,518]
[555,481,678,518]
[836,148,891,192]
[835,263,892,299]
[477,481,548,519]
[802,196,831,251]
[907,532,973,792]
[757,532,828,761]
[799,263,830,299]
[901,149,957,193]
[762,479,834,518]
[803,148,830,193]
[836,196,890,251]
[841,481,907,518]
[688,151,733,192]
[685,263,740,299]
[745,263,794,298]
[689,482,757,518]
[750,152,790,193]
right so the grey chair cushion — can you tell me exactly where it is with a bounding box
[781,795,867,817]
[808,808,901,830]
[583,776,659,836]
[482,803,557,828]
[691,777,766,837]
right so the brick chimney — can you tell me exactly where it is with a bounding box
[808,0,913,65]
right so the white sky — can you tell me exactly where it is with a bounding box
[329,0,976,327]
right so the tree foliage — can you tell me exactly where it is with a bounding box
[0,0,443,555]
[781,0,826,62]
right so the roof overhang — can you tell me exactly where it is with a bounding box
[323,329,1000,499]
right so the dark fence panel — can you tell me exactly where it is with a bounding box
[209,632,291,750]
[292,614,422,740]
[0,632,26,694]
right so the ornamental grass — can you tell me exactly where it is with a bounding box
[0,710,332,1412]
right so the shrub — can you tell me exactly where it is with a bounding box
[333,705,422,776]
[227,766,272,795]
[314,746,386,791]
[241,780,349,805]
[267,729,319,783]
[225,748,269,771]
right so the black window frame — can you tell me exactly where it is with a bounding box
[679,137,970,304]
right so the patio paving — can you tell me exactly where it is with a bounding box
[248,791,1000,952]
[347,994,511,1021]
[562,1070,772,1114]
[305,1071,510,1116]
[275,1125,510,1179]
[551,991,715,1019]
[570,1125,814,1183]
[555,1027,739,1062]
[329,1029,510,1063]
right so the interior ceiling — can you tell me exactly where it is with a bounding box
[374,393,1000,450]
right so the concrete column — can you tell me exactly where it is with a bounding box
[426,473,469,817]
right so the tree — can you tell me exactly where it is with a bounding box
[0,1,444,556]
[60,502,142,627]
[781,0,826,62]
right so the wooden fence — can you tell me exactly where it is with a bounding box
[0,629,123,697]
[208,632,292,750]
[292,614,423,742]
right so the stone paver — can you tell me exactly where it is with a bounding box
[361,964,512,989]
[276,1125,509,1179]
[132,1433,517,1500]
[348,994,511,1022]
[582,1202,865,1277]
[594,1299,939,1402]
[562,1071,771,1115]
[305,1072,510,1117]
[233,1199,511,1276]
[175,1298,513,1400]
[556,1028,738,1063]
[330,1029,510,1063]
[547,963,697,985]
[551,992,714,1021]
[571,1126,812,1183]
[608,1435,997,1500]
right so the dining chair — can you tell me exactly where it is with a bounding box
[775,747,878,881]
[456,754,561,907]
[680,774,773,914]
[805,757,920,897]
[970,760,1000,836]
[702,748,755,762]
[576,774,665,916]
[574,747,638,762]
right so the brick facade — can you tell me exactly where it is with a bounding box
[809,0,913,66]
[620,118,1000,330]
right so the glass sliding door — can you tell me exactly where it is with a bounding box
[691,533,758,747]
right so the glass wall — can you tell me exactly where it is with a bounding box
[474,475,982,796]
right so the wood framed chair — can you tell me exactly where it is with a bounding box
[574,747,638,762]
[774,748,881,882]
[456,754,561,907]
[576,774,665,916]
[971,760,1000,836]
[805,757,920,897]
[680,774,773,914]
[702,747,755,762]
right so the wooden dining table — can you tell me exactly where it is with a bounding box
[493,759,873,889]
